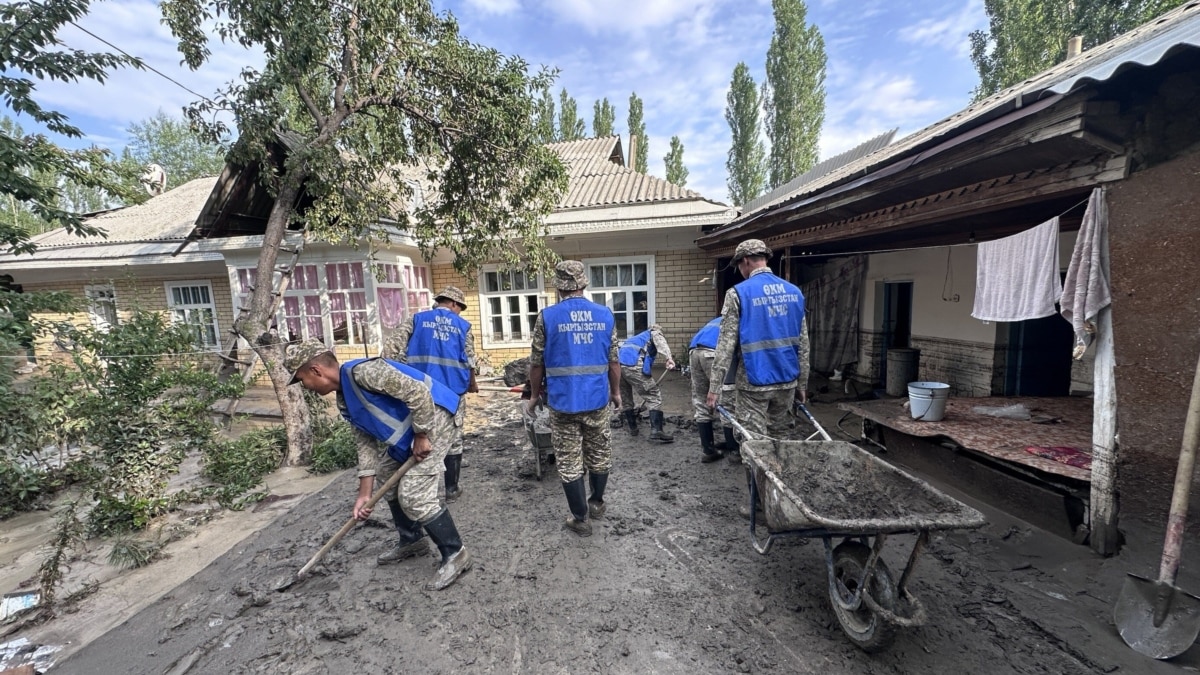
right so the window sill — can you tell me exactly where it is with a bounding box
[481,339,533,351]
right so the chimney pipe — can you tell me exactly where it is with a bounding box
[628,134,638,168]
[1067,36,1083,58]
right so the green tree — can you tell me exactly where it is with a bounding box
[0,0,142,254]
[118,111,228,188]
[664,136,688,187]
[533,84,556,144]
[162,0,568,463]
[725,62,768,206]
[764,0,826,189]
[592,98,616,137]
[557,88,586,141]
[627,92,648,172]
[969,0,1186,99]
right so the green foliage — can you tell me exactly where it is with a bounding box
[969,0,1187,99]
[664,135,689,187]
[39,499,84,608]
[557,88,586,141]
[764,0,826,188]
[0,0,142,254]
[725,62,768,206]
[627,92,648,172]
[107,538,162,570]
[532,84,557,144]
[117,110,228,188]
[201,426,287,508]
[592,98,616,137]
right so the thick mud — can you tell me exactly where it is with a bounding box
[45,395,1167,673]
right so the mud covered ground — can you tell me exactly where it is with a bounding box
[45,394,1200,674]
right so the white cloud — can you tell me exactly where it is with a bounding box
[819,65,947,159]
[464,0,521,14]
[543,0,726,34]
[899,0,986,58]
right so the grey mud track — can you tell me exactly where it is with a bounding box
[54,397,1106,674]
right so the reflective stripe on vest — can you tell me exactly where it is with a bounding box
[689,317,722,350]
[542,297,614,413]
[618,330,656,375]
[405,308,471,394]
[735,273,805,386]
[339,358,460,463]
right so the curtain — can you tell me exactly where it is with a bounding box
[800,255,866,375]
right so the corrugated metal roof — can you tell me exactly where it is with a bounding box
[741,129,897,215]
[707,0,1200,240]
[547,136,718,209]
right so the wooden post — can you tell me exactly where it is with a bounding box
[1090,305,1120,555]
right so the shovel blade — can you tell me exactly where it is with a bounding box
[1115,574,1200,659]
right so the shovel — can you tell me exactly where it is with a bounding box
[275,456,417,592]
[1115,350,1200,658]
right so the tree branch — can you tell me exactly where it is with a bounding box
[333,6,359,115]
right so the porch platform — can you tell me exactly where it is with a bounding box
[837,396,1094,482]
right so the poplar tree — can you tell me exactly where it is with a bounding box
[664,136,688,187]
[627,92,648,172]
[592,98,616,137]
[557,89,585,141]
[724,62,767,206]
[764,0,826,188]
[532,84,557,144]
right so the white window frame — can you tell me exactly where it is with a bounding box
[84,284,118,332]
[325,261,370,346]
[582,255,655,340]
[478,265,544,349]
[375,261,433,339]
[164,280,220,350]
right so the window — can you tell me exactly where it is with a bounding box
[84,285,117,332]
[277,265,324,344]
[586,257,652,339]
[479,267,542,348]
[327,262,368,345]
[165,281,219,349]
[376,262,432,333]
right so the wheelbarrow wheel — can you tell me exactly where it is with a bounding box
[830,541,898,653]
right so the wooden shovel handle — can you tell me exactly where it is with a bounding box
[1161,351,1200,584]
[296,456,418,579]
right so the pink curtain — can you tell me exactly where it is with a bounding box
[378,288,406,329]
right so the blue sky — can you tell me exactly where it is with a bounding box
[36,0,988,204]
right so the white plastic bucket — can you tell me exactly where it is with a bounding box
[907,382,950,421]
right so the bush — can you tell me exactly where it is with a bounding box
[201,426,287,508]
[304,389,357,474]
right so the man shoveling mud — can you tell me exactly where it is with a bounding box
[285,340,472,590]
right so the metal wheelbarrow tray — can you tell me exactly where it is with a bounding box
[740,433,987,653]
[520,400,554,481]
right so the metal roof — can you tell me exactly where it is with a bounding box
[547,136,723,209]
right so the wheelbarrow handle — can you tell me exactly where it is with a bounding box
[795,402,833,441]
[716,405,755,441]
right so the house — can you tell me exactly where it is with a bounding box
[2,135,734,380]
[696,1,1200,549]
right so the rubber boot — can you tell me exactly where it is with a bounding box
[713,426,729,451]
[422,508,472,590]
[624,410,639,436]
[562,477,592,536]
[444,454,464,502]
[724,427,741,464]
[698,421,721,463]
[648,410,675,443]
[587,472,609,519]
[378,499,430,565]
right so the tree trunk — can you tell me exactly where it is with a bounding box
[235,175,314,466]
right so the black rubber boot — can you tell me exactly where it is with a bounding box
[624,410,639,436]
[378,499,430,565]
[724,427,741,464]
[587,472,609,519]
[422,508,472,590]
[562,477,592,536]
[713,426,729,451]
[444,454,464,501]
[648,410,675,443]
[698,421,721,463]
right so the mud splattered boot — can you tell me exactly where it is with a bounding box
[624,410,639,437]
[724,428,741,464]
[562,477,592,536]
[443,454,464,502]
[378,499,431,565]
[648,410,674,443]
[713,425,729,451]
[587,472,609,519]
[698,421,721,463]
[422,508,472,591]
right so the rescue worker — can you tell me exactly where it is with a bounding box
[617,324,676,443]
[382,286,478,501]
[526,260,621,537]
[688,317,725,462]
[285,340,472,590]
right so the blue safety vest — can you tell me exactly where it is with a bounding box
[735,272,805,386]
[339,358,460,463]
[542,297,614,413]
[689,317,722,350]
[618,330,656,375]
[406,307,471,395]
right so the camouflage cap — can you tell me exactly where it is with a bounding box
[434,285,468,309]
[285,339,333,384]
[649,323,663,333]
[732,239,772,263]
[554,260,589,291]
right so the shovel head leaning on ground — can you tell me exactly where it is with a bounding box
[1116,574,1200,659]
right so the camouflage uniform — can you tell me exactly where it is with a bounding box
[619,328,672,413]
[338,358,455,522]
[529,312,619,483]
[710,269,810,440]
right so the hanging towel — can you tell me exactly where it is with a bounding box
[972,217,1063,322]
[1059,188,1111,359]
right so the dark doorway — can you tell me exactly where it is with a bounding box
[1004,313,1074,396]
[879,281,913,384]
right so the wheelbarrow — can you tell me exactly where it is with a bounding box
[520,396,554,481]
[718,404,987,653]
